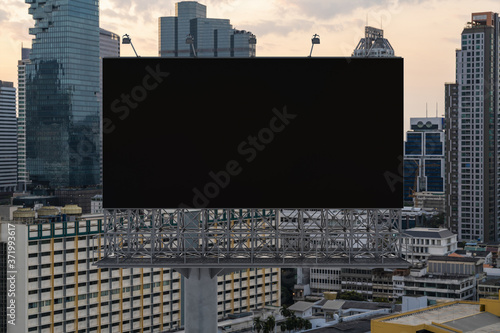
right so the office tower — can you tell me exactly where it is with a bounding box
[352,26,395,57]
[25,0,100,188]
[0,81,17,193]
[446,12,500,242]
[159,1,256,57]
[99,28,120,185]
[403,117,445,203]
[17,48,30,192]
[445,83,459,235]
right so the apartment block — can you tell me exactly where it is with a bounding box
[0,207,279,332]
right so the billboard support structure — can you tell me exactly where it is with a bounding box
[95,208,407,333]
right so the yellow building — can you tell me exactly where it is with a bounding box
[372,293,500,333]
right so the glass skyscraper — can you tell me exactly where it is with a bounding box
[18,47,31,191]
[99,28,120,185]
[159,1,256,57]
[403,117,445,203]
[26,0,100,188]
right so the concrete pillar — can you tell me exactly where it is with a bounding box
[183,268,218,333]
[178,211,220,333]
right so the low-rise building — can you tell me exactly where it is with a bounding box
[372,296,500,333]
[288,301,314,318]
[453,249,493,266]
[341,268,373,300]
[393,256,484,301]
[401,228,458,263]
[478,278,500,299]
[310,268,341,294]
[372,269,395,301]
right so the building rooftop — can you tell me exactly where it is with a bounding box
[455,249,491,258]
[403,228,455,239]
[341,300,395,311]
[429,255,481,263]
[308,314,387,333]
[322,300,345,311]
[479,278,500,286]
[288,301,315,312]
[382,302,479,326]
[444,311,500,332]
[380,302,500,332]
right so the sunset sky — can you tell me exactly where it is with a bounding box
[0,0,499,134]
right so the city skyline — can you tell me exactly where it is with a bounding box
[1,0,499,134]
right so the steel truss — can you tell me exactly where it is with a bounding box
[96,209,409,269]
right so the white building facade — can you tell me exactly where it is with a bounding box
[0,80,17,193]
[401,228,458,263]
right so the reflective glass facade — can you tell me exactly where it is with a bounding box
[159,1,256,57]
[405,133,422,155]
[26,0,100,188]
[403,118,445,202]
[425,133,443,155]
[425,159,443,191]
[18,48,31,190]
[403,159,419,201]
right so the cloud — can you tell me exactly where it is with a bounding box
[1,19,32,42]
[0,9,10,23]
[242,19,314,37]
[276,0,429,20]
[105,0,176,23]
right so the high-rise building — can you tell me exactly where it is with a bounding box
[403,117,445,203]
[352,26,395,57]
[25,0,101,189]
[0,208,279,332]
[99,28,120,185]
[0,81,17,193]
[159,1,256,57]
[445,83,459,235]
[17,48,31,192]
[446,12,500,242]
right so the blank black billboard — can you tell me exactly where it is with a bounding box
[103,57,403,209]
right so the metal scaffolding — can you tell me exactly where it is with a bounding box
[95,208,408,269]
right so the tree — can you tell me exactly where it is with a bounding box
[373,297,390,303]
[425,212,445,228]
[264,315,276,333]
[296,317,305,330]
[337,291,365,301]
[285,315,297,332]
[253,317,263,333]
[280,305,293,318]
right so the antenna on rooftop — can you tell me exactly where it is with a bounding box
[426,103,428,118]
[436,102,438,118]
